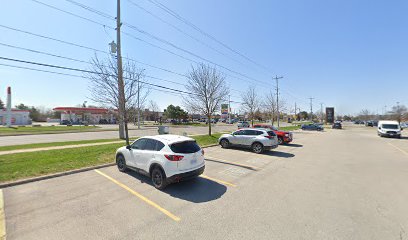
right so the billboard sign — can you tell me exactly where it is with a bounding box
[221,104,229,115]
[326,107,335,123]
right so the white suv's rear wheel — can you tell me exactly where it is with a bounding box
[151,167,168,190]
[252,142,264,154]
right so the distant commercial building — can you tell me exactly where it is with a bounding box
[53,107,117,124]
[0,109,31,125]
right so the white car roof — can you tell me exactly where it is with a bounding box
[143,134,195,144]
[378,120,399,125]
[236,128,268,132]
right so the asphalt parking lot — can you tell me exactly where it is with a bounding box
[2,123,408,239]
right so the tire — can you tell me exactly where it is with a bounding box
[116,154,127,172]
[151,167,168,190]
[277,137,283,145]
[252,142,264,154]
[220,139,230,148]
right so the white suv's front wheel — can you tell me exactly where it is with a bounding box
[116,154,127,172]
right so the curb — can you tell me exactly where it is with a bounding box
[0,144,221,189]
[0,163,115,189]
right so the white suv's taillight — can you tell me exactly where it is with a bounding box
[164,155,184,161]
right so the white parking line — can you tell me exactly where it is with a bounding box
[0,189,5,240]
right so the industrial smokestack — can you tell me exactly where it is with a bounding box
[6,87,11,127]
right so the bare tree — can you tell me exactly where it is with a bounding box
[87,55,149,142]
[148,100,160,122]
[241,86,260,127]
[390,104,407,123]
[359,109,372,121]
[183,63,229,136]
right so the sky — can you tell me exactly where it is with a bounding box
[0,0,407,116]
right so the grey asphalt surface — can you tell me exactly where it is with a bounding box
[0,124,237,147]
[3,123,408,239]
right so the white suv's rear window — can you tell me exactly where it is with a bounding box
[170,141,201,153]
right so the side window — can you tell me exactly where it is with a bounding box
[234,130,243,135]
[240,130,250,135]
[155,140,165,151]
[132,138,147,150]
[254,130,263,135]
[144,139,157,151]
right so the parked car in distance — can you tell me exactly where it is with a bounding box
[401,122,408,129]
[60,120,71,125]
[332,122,342,129]
[115,135,205,190]
[301,123,324,131]
[253,124,293,145]
[237,121,250,128]
[365,121,374,127]
[218,128,278,154]
[377,121,402,138]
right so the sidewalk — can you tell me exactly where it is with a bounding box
[0,141,123,156]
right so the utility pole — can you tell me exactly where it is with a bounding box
[228,95,231,124]
[272,75,283,127]
[320,102,324,123]
[294,102,297,119]
[137,78,140,129]
[309,97,314,121]
[116,0,129,145]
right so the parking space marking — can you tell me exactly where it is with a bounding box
[94,170,181,222]
[219,167,251,178]
[388,143,408,157]
[0,189,5,240]
[205,157,260,171]
[200,175,237,187]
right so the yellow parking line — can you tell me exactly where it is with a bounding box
[0,189,5,240]
[205,156,260,171]
[388,143,408,157]
[94,170,180,222]
[200,175,237,187]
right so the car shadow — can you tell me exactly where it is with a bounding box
[125,171,227,203]
[223,146,295,158]
[283,143,303,147]
[264,150,295,158]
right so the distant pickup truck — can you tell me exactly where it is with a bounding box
[253,124,293,145]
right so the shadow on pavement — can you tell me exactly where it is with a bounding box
[125,171,226,203]
[164,177,227,203]
[264,150,295,158]
[283,143,303,147]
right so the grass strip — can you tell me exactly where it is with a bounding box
[0,133,224,183]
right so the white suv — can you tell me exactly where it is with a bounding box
[116,135,205,189]
[218,128,279,154]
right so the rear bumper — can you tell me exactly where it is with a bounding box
[282,137,293,143]
[167,165,205,183]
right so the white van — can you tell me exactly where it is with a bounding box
[377,120,402,138]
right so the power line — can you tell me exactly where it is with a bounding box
[146,0,274,75]
[0,56,196,96]
[47,0,269,85]
[126,0,249,68]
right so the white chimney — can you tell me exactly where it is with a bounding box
[6,87,11,127]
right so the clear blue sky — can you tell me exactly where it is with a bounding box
[0,0,407,116]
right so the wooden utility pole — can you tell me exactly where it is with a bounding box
[116,0,129,144]
[272,75,283,127]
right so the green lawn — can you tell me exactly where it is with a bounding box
[191,133,223,146]
[0,133,224,183]
[279,125,301,131]
[0,143,124,183]
[0,125,104,136]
